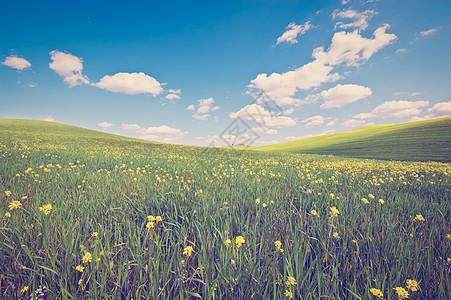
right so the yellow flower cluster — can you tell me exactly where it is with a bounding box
[310,210,319,217]
[393,287,409,299]
[235,236,245,248]
[8,200,22,210]
[82,252,92,263]
[414,214,425,222]
[39,204,52,215]
[370,288,383,298]
[330,206,339,218]
[183,246,193,257]
[146,215,162,229]
[274,240,283,252]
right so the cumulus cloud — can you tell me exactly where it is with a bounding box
[94,72,163,95]
[276,21,313,45]
[319,84,372,108]
[302,115,330,127]
[2,55,31,70]
[188,98,219,120]
[119,123,141,131]
[28,83,38,88]
[165,94,180,100]
[168,89,181,94]
[396,48,406,54]
[98,121,114,128]
[355,100,430,119]
[229,103,296,128]
[49,51,90,87]
[341,119,374,127]
[332,9,374,31]
[412,101,451,120]
[248,25,396,106]
[137,125,188,139]
[43,115,56,122]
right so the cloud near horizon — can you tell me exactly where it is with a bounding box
[355,100,430,119]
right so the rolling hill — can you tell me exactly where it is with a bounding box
[253,117,451,162]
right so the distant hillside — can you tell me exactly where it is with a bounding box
[253,117,451,162]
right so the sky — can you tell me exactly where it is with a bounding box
[1,0,450,147]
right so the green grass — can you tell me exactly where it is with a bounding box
[0,118,450,299]
[253,117,451,162]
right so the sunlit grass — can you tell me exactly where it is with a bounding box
[1,119,450,299]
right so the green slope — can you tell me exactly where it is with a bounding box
[0,119,152,142]
[254,117,451,162]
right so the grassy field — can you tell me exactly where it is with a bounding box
[254,117,451,162]
[0,119,450,299]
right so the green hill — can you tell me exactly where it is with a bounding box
[254,117,451,162]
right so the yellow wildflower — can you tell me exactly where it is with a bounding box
[333,232,340,239]
[147,215,156,222]
[231,259,236,265]
[5,212,11,218]
[310,210,318,217]
[5,190,11,197]
[406,279,419,292]
[361,198,369,204]
[21,195,28,200]
[446,234,451,240]
[255,198,260,205]
[146,221,155,229]
[224,239,231,246]
[368,194,375,199]
[379,199,385,204]
[39,204,52,215]
[20,286,29,293]
[275,240,284,252]
[285,290,293,298]
[330,193,335,199]
[78,279,83,285]
[330,206,339,218]
[414,215,425,222]
[286,276,297,285]
[183,246,193,257]
[9,200,22,210]
[156,216,162,222]
[370,288,383,298]
[76,265,85,272]
[393,287,409,299]
[82,252,92,263]
[262,203,267,207]
[235,236,245,248]
[92,232,98,237]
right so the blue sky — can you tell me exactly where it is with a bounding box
[1,0,450,146]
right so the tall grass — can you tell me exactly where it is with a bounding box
[0,120,450,299]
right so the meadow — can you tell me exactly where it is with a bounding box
[0,119,450,299]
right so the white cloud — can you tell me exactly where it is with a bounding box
[49,50,90,87]
[319,84,372,108]
[283,108,295,115]
[119,123,141,131]
[322,129,336,134]
[421,101,451,119]
[302,115,329,127]
[341,119,374,127]
[94,72,163,95]
[193,113,211,121]
[355,100,430,119]
[276,21,313,45]
[332,9,374,31]
[2,55,31,70]
[411,92,421,96]
[43,115,56,122]
[27,83,38,88]
[252,127,278,135]
[98,121,114,128]
[138,125,188,137]
[229,104,296,128]
[165,94,180,100]
[327,118,339,127]
[396,48,406,54]
[341,0,351,4]
[168,89,181,94]
[418,28,438,38]
[190,98,219,120]
[248,25,396,106]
